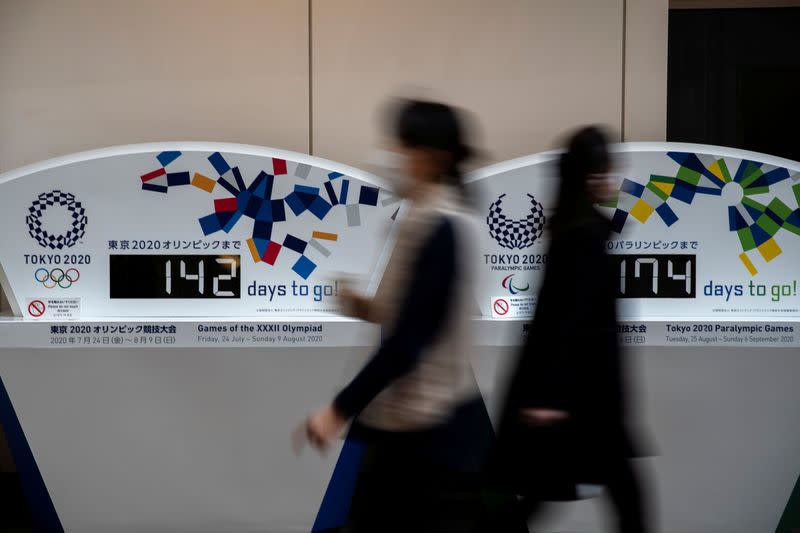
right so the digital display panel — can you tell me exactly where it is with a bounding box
[611,254,696,299]
[110,255,240,299]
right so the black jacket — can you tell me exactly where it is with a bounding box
[492,212,639,495]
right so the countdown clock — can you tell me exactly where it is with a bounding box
[612,254,696,298]
[109,255,241,299]
[0,143,397,318]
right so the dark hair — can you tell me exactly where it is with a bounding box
[390,99,473,195]
[550,125,611,234]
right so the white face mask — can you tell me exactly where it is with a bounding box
[366,149,413,198]
[587,172,618,204]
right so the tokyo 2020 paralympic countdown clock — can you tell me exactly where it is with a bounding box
[0,142,798,348]
[466,143,799,348]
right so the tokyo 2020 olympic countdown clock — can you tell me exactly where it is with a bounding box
[0,143,399,319]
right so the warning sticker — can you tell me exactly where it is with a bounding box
[25,298,81,320]
[490,296,535,319]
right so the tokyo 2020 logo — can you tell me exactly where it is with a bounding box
[486,193,546,249]
[26,191,87,249]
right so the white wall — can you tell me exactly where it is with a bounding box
[313,0,626,167]
[0,0,310,172]
[625,0,670,141]
[0,0,668,173]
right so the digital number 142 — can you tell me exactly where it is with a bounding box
[164,258,237,296]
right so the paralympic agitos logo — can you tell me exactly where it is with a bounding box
[502,274,530,295]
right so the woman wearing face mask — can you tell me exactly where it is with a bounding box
[302,100,487,533]
[485,126,651,533]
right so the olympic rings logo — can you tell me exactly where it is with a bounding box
[34,268,80,289]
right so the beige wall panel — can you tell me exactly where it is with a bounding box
[0,0,309,172]
[625,0,669,141]
[312,0,624,167]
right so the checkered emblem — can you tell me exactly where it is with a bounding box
[26,191,87,249]
[486,193,545,249]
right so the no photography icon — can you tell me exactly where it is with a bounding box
[493,298,510,316]
[28,299,46,318]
